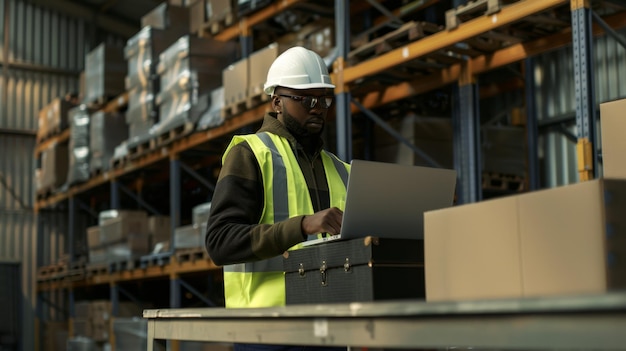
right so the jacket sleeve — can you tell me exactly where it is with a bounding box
[204,142,305,266]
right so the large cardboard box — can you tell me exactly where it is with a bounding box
[600,98,626,179]
[222,58,248,106]
[425,178,626,301]
[248,43,289,99]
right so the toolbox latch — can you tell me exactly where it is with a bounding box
[320,260,327,286]
[298,263,305,277]
[344,258,351,272]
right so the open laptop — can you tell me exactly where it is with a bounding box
[302,159,457,246]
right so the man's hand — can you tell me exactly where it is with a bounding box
[301,207,343,236]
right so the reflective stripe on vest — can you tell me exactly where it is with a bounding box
[221,132,349,308]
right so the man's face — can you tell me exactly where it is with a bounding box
[273,87,335,136]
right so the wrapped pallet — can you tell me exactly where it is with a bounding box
[38,141,69,195]
[98,209,151,261]
[89,110,128,173]
[66,105,93,186]
[83,43,127,105]
[152,35,237,140]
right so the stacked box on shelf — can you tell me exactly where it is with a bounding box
[86,226,106,264]
[124,26,187,149]
[37,141,69,195]
[66,105,95,186]
[83,43,127,106]
[148,215,171,249]
[222,58,248,115]
[247,43,289,103]
[192,202,211,246]
[89,111,128,174]
[90,210,150,264]
[222,43,287,117]
[37,97,77,142]
[237,0,272,17]
[197,86,225,130]
[152,35,237,140]
[189,0,236,35]
[174,225,203,249]
[141,2,189,33]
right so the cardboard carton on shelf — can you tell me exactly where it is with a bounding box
[600,98,626,179]
[425,178,626,302]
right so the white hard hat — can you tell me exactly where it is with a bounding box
[263,46,335,95]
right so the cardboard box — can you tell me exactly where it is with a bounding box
[222,58,248,105]
[141,2,190,33]
[87,226,101,249]
[600,98,626,179]
[84,43,126,105]
[248,43,288,98]
[425,178,626,301]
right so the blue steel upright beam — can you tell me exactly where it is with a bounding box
[170,157,181,253]
[525,58,540,191]
[334,0,352,162]
[453,64,482,204]
[110,180,121,209]
[68,197,76,261]
[571,0,598,181]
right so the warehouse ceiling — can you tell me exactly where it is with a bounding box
[26,0,164,38]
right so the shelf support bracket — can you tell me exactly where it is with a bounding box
[179,162,215,192]
[117,182,162,216]
[453,63,481,204]
[178,278,217,307]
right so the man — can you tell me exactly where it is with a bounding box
[205,46,350,312]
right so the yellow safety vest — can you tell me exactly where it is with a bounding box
[222,132,349,308]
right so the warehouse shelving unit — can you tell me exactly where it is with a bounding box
[33,0,626,349]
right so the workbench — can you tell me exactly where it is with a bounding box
[144,292,626,350]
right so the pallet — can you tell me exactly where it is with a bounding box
[482,172,525,192]
[127,138,153,160]
[86,263,109,277]
[89,167,104,179]
[36,263,66,281]
[174,247,210,263]
[154,122,195,147]
[36,188,53,201]
[110,155,128,170]
[36,126,64,144]
[139,252,172,269]
[246,90,270,110]
[84,94,117,111]
[108,257,142,272]
[350,21,441,63]
[445,0,515,30]
[221,100,247,120]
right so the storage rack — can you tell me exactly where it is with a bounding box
[33,0,626,348]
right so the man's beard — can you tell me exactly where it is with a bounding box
[283,111,324,138]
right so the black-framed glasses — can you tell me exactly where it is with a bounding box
[278,94,334,109]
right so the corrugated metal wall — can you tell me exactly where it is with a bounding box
[534,27,626,187]
[0,0,123,349]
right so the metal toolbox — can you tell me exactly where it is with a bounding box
[283,237,425,304]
